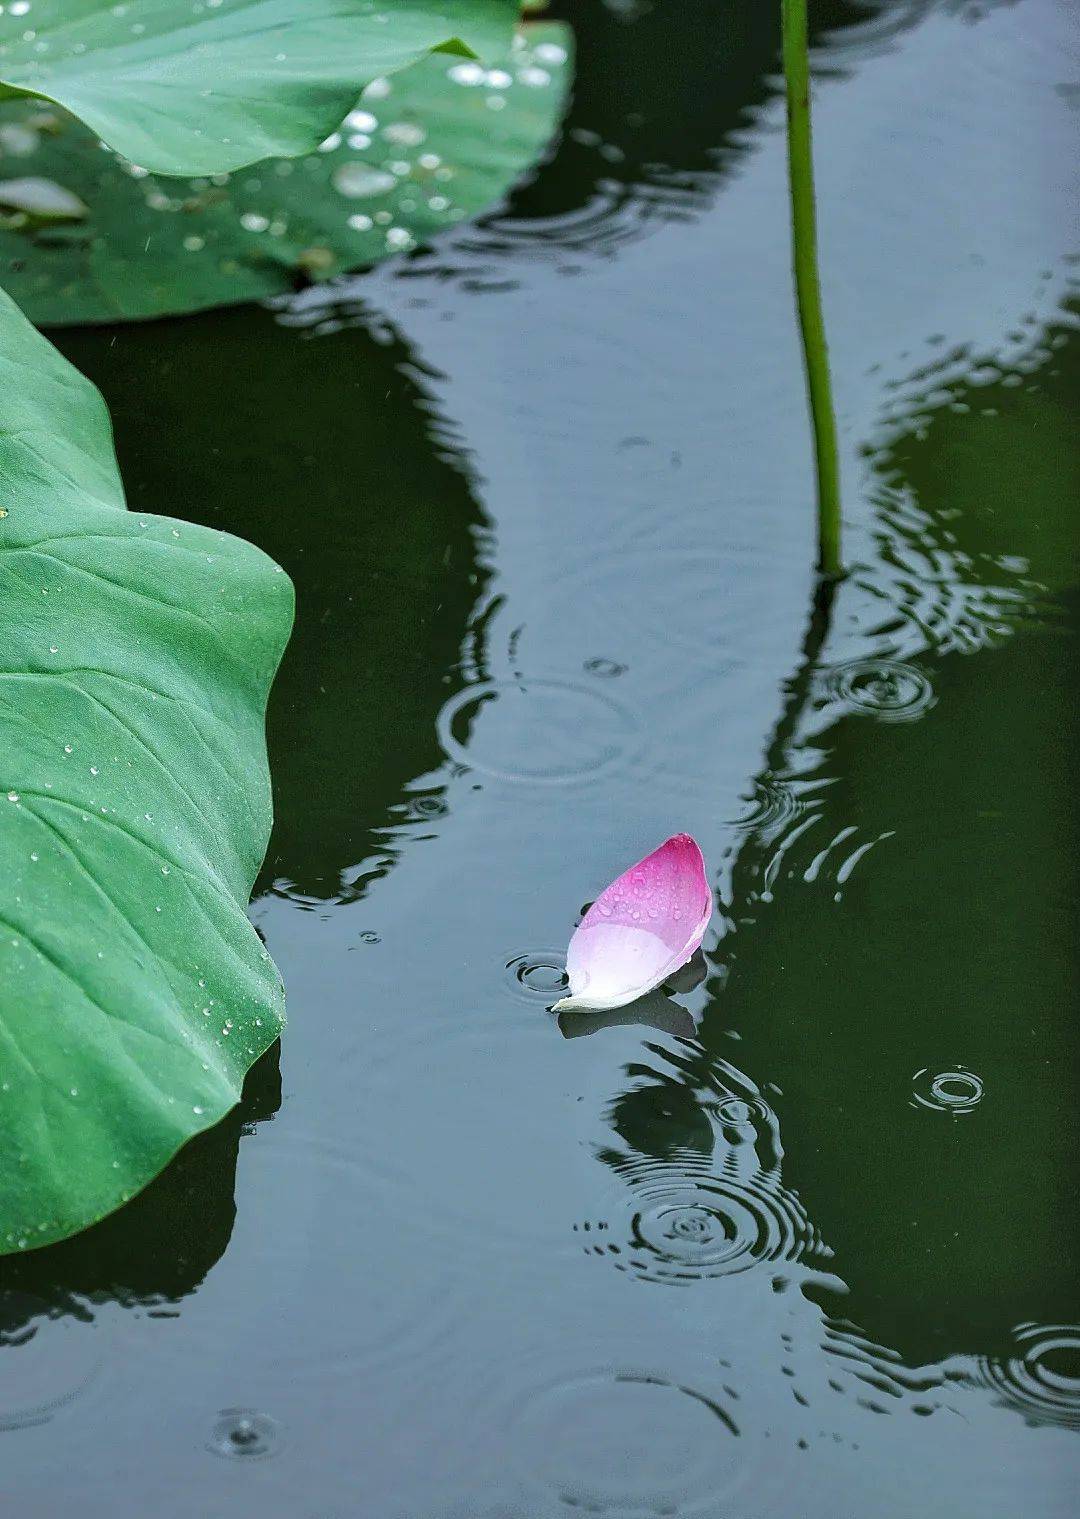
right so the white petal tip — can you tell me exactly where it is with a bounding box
[551,989,641,1013]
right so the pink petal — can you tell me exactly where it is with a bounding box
[552,834,712,1012]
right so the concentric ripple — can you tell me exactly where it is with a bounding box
[0,1295,105,1431]
[393,790,448,823]
[436,678,638,784]
[461,1328,821,1519]
[976,1324,1080,1429]
[723,777,801,834]
[713,1095,772,1134]
[825,658,935,722]
[503,951,569,1006]
[581,1171,824,1284]
[508,1367,740,1514]
[910,1066,984,1116]
[207,1408,281,1459]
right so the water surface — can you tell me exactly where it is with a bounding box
[2,1,1078,1514]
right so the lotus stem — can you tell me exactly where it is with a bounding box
[782,0,842,578]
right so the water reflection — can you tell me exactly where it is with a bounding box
[581,314,1077,1419]
[559,989,698,1040]
[719,323,1077,1368]
[56,304,487,904]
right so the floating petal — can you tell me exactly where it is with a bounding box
[552,834,712,1012]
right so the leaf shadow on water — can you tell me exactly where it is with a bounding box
[589,317,1080,1374]
[55,303,487,906]
[0,1043,280,1337]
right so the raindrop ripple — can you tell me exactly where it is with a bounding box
[503,951,569,1006]
[976,1324,1080,1430]
[436,678,638,785]
[910,1066,984,1116]
[826,658,935,722]
[581,1166,825,1284]
[207,1408,281,1460]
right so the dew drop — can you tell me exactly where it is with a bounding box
[448,61,484,86]
[332,164,396,199]
[383,121,425,147]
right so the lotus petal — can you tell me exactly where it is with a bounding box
[552,834,712,1012]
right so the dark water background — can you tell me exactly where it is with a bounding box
[3,1,1079,1513]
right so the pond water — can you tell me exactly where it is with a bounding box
[2,1,1078,1514]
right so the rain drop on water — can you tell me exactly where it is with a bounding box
[207,1409,280,1459]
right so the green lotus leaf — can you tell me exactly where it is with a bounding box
[0,23,570,325]
[0,284,293,1253]
[0,0,521,175]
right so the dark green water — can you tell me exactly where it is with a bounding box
[3,1,1079,1514]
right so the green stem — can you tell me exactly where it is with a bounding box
[782,0,842,578]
